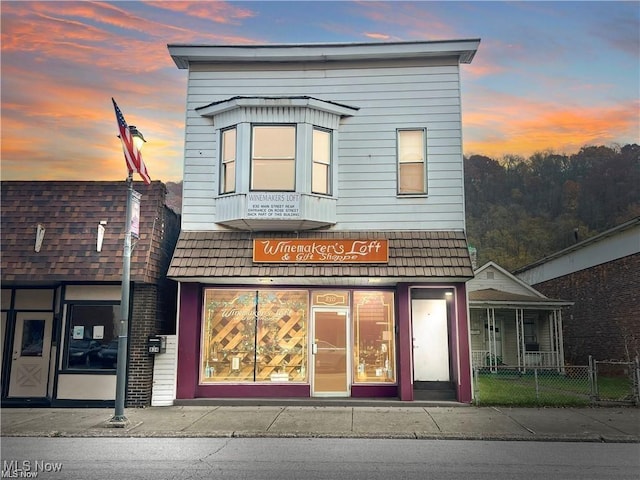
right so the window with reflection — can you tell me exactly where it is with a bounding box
[201,289,308,383]
[353,291,396,383]
[65,304,119,370]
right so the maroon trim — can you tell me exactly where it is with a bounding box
[455,284,472,402]
[176,283,201,399]
[196,383,310,398]
[396,283,413,400]
[351,384,397,398]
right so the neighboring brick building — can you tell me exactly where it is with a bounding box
[515,217,640,365]
[1,181,180,407]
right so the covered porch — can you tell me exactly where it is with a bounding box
[469,287,572,371]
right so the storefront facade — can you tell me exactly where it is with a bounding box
[1,181,179,407]
[167,40,480,402]
[170,232,474,402]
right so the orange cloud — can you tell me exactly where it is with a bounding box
[464,100,640,158]
[146,0,257,24]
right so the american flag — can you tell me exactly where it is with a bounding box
[112,98,151,184]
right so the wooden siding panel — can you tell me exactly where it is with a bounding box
[181,59,466,231]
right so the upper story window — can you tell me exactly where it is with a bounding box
[312,128,332,195]
[397,128,427,195]
[251,125,296,191]
[220,127,236,194]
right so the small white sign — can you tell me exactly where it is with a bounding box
[131,190,141,238]
[93,325,104,340]
[247,192,300,219]
[72,326,85,340]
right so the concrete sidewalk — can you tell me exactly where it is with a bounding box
[2,405,639,442]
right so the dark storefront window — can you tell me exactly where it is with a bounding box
[65,304,119,370]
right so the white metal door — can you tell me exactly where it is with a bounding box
[412,299,450,382]
[8,312,53,398]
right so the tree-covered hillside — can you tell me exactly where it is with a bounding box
[465,144,640,271]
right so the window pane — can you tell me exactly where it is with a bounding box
[223,161,235,193]
[202,290,257,383]
[252,159,295,190]
[255,290,308,382]
[312,163,329,194]
[312,129,331,195]
[353,291,396,383]
[66,305,119,370]
[399,163,425,194]
[398,130,424,163]
[222,128,236,161]
[313,129,330,164]
[253,126,295,158]
[252,126,296,190]
[21,319,45,357]
[221,128,236,194]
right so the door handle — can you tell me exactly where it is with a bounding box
[312,343,318,355]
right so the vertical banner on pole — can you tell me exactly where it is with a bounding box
[131,190,141,238]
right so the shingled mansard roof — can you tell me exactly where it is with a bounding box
[1,181,174,285]
[168,230,474,285]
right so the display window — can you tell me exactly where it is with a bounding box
[200,288,396,386]
[353,291,396,383]
[201,289,308,383]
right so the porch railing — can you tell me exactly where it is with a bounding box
[472,350,560,368]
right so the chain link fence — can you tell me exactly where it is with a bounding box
[473,357,640,407]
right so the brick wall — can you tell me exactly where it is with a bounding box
[533,253,639,364]
[127,283,158,407]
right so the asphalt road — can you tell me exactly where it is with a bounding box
[2,437,639,480]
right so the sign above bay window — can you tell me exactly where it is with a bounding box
[253,239,389,263]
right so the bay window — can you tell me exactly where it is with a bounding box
[398,128,427,195]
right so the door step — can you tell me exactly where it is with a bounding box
[413,381,456,401]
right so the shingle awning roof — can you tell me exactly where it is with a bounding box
[1,181,171,285]
[469,288,572,308]
[168,230,474,285]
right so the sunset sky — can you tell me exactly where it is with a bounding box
[1,1,638,182]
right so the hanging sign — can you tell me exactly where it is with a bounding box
[253,239,388,263]
[131,190,141,238]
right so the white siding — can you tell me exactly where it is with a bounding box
[180,58,467,232]
[151,335,177,406]
[468,264,543,297]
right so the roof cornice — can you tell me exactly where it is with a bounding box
[168,39,481,69]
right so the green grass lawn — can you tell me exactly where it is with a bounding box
[474,371,634,407]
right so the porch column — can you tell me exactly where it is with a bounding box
[515,308,525,371]
[487,308,496,370]
[556,309,565,372]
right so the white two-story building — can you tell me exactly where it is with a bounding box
[167,40,480,402]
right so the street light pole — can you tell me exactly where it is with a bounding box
[110,126,145,427]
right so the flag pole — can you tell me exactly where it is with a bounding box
[110,172,133,426]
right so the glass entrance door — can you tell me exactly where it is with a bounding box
[311,308,349,397]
